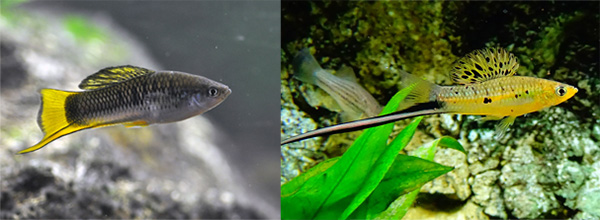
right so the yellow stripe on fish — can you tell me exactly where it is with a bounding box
[281,48,578,145]
[20,65,231,154]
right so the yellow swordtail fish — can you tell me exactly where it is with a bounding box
[20,65,231,154]
[281,48,578,145]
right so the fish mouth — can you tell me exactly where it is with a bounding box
[223,87,232,97]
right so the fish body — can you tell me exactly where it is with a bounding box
[293,48,381,119]
[416,75,577,118]
[20,65,231,154]
[282,48,578,145]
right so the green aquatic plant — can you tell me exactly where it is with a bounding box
[281,86,466,219]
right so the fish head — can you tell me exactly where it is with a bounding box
[188,75,232,114]
[544,81,578,106]
[144,71,231,124]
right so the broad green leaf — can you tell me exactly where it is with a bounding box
[410,136,465,160]
[354,155,453,219]
[281,157,339,197]
[374,136,465,219]
[376,189,419,219]
[281,85,415,219]
[340,117,423,219]
[438,136,465,154]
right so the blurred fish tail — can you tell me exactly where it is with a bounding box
[292,48,322,84]
[397,71,440,111]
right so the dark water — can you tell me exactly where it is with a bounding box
[27,0,281,209]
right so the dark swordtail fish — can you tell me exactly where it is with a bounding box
[20,65,231,154]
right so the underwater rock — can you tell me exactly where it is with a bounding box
[556,160,587,209]
[575,161,600,218]
[280,107,324,183]
[0,4,270,219]
[404,200,488,220]
[420,147,471,201]
[1,163,261,219]
[0,41,28,90]
[470,170,506,219]
[500,143,560,219]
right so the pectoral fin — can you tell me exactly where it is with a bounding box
[494,116,516,138]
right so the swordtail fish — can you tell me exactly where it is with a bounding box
[20,65,231,154]
[281,48,578,145]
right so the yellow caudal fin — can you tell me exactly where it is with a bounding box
[18,89,85,154]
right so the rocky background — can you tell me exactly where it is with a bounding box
[281,1,599,219]
[1,1,279,219]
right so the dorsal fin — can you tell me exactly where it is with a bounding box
[78,65,155,90]
[450,48,519,85]
[335,65,358,82]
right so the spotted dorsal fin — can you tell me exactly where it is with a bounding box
[450,48,519,85]
[78,65,155,90]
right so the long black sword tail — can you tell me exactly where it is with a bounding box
[281,101,445,145]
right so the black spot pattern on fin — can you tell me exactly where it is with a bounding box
[450,47,520,85]
[472,70,482,78]
[475,64,483,71]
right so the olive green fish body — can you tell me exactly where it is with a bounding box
[21,66,231,154]
[66,72,227,126]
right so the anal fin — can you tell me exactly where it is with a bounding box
[123,120,149,128]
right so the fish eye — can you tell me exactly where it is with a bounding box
[208,87,219,97]
[555,86,566,97]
